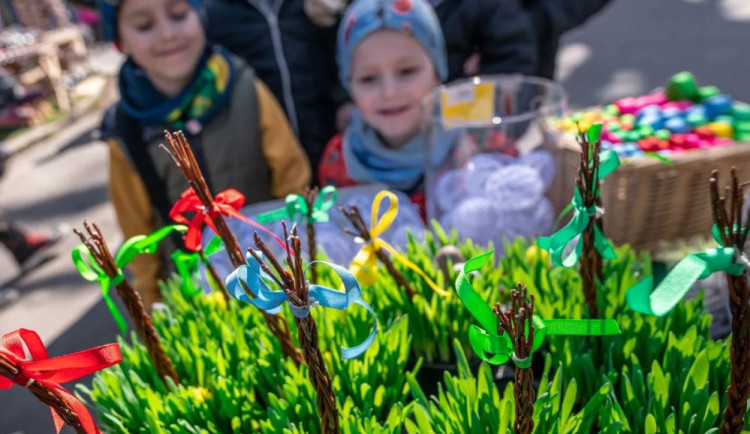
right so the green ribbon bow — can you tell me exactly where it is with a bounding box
[72,225,187,334]
[114,225,187,267]
[456,251,621,367]
[171,235,225,298]
[72,245,127,334]
[626,225,747,316]
[257,186,338,224]
[538,148,620,268]
[171,250,202,298]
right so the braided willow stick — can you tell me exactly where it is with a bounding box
[160,131,230,303]
[304,187,320,284]
[75,222,178,387]
[0,353,86,433]
[711,170,750,434]
[339,205,416,300]
[495,285,535,434]
[250,224,339,433]
[161,131,303,365]
[577,128,602,318]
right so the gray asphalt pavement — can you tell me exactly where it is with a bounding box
[0,0,748,432]
[558,0,750,107]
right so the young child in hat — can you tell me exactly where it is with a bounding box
[318,0,453,216]
[99,0,311,306]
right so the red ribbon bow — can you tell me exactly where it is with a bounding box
[169,187,289,254]
[0,329,122,433]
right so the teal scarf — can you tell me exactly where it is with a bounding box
[118,45,235,132]
[342,112,457,191]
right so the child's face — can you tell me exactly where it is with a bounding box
[350,30,439,148]
[118,0,205,96]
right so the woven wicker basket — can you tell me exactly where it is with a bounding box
[548,135,750,252]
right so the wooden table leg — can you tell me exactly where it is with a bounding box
[37,49,70,112]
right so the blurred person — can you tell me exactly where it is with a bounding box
[303,0,537,81]
[302,0,536,133]
[318,0,453,216]
[98,0,311,307]
[204,0,344,177]
[433,0,536,80]
[305,0,614,86]
[521,0,613,79]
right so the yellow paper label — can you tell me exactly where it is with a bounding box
[440,82,495,128]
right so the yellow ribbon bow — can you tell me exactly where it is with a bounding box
[349,191,451,297]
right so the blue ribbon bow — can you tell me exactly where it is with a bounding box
[226,253,378,359]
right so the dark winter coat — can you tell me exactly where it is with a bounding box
[430,0,537,80]
[204,0,341,174]
[521,0,613,78]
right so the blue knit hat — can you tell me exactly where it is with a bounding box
[337,0,447,93]
[98,0,203,44]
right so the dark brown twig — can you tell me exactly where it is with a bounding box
[712,170,750,434]
[435,245,466,283]
[304,187,320,284]
[198,249,228,296]
[161,131,303,365]
[254,224,339,433]
[494,284,535,434]
[577,127,602,318]
[0,353,86,433]
[74,222,179,387]
[160,131,232,303]
[339,205,416,299]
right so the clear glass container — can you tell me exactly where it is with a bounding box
[421,75,568,253]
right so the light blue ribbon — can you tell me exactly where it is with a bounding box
[226,253,378,359]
